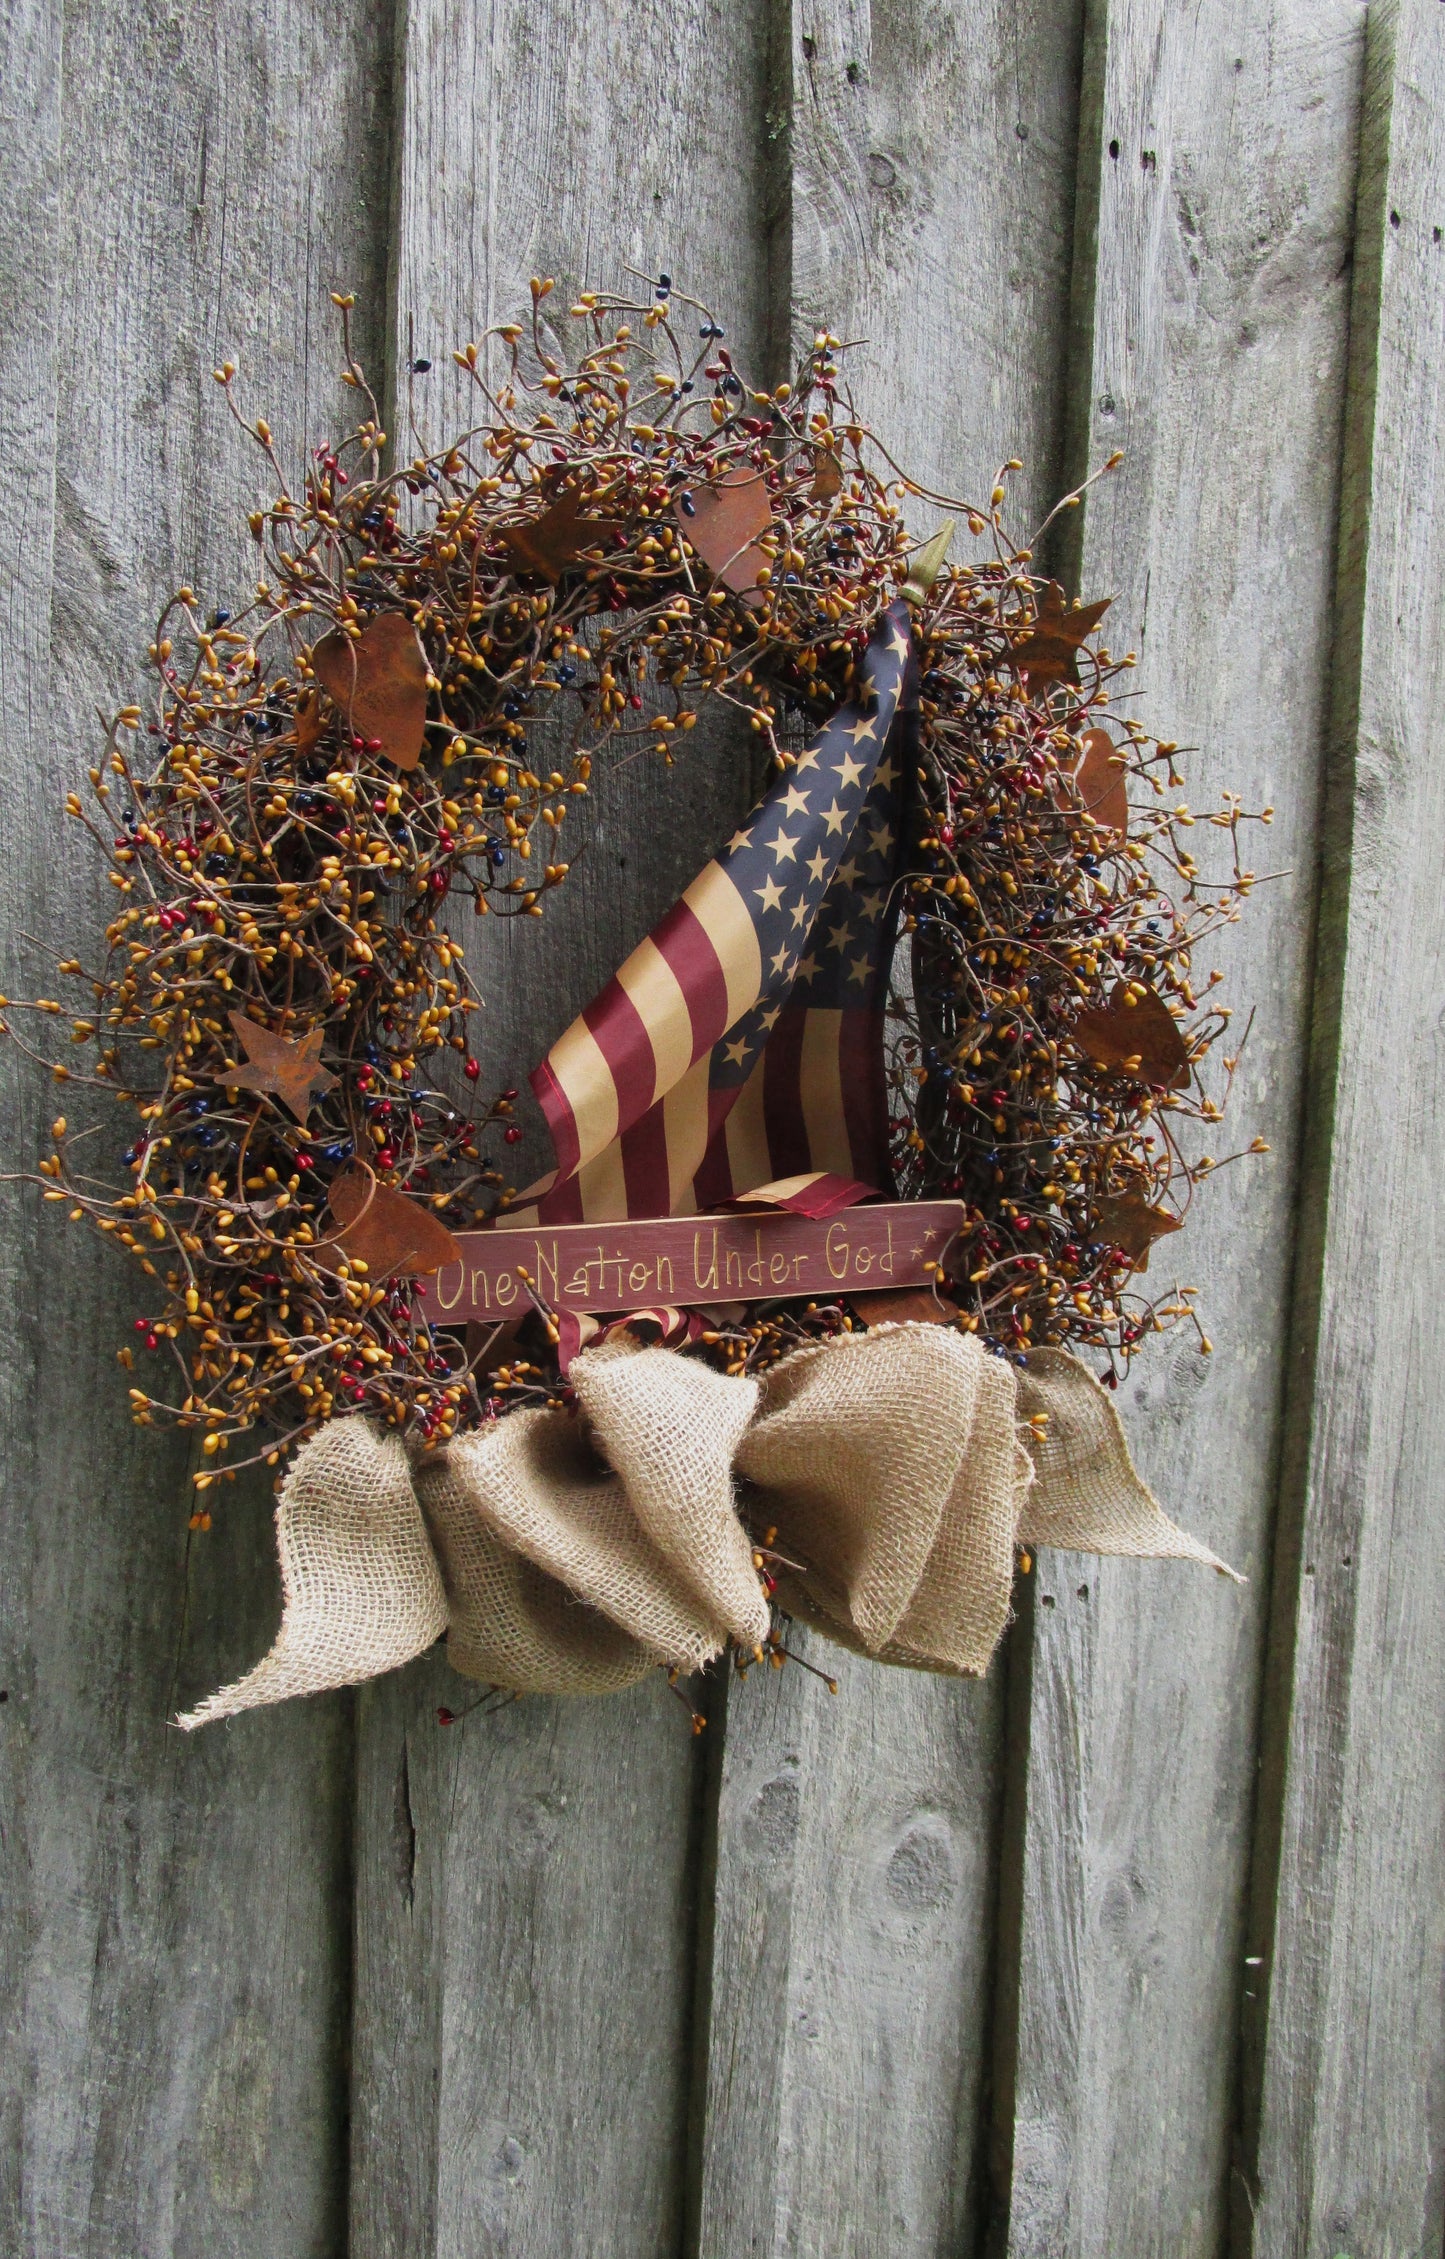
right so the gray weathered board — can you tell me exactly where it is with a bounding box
[0,0,1439,2252]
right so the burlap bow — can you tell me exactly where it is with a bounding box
[178,1325,1237,1726]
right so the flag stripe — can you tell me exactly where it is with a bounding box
[620,1093,671,1221]
[675,863,761,1030]
[761,1005,811,1179]
[722,1061,772,1200]
[615,935,697,1095]
[533,1018,616,1177]
[840,1005,890,1184]
[663,1057,712,1214]
[799,1007,856,1178]
[581,978,661,1126]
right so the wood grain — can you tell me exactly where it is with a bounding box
[349,2,772,2249]
[997,3,1367,2250]
[0,0,390,2248]
[1240,4,1445,2249]
[690,6,1085,2253]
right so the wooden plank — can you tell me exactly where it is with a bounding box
[0,8,64,2245]
[996,2,1367,2249]
[1239,4,1445,2249]
[690,6,1086,2252]
[348,2,774,2250]
[0,0,391,2248]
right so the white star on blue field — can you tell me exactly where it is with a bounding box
[709,603,912,1088]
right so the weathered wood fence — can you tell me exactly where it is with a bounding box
[2,0,1442,2251]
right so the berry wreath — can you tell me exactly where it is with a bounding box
[4,277,1266,1517]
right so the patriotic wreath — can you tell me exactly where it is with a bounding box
[4,280,1266,1515]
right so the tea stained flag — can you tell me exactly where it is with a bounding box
[509,599,916,1226]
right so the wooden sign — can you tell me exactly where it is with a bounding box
[416,1200,966,1322]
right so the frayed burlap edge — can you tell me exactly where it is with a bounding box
[178,1327,1238,1724]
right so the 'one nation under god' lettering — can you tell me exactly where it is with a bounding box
[417,1201,966,1320]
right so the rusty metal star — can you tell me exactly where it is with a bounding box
[219,1012,338,1122]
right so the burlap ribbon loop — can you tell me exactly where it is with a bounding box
[178,1326,1238,1727]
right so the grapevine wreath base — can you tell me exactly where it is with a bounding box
[3,281,1264,1717]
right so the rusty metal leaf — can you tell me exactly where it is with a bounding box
[808,448,843,503]
[1071,985,1191,1090]
[294,689,323,755]
[501,483,623,582]
[324,1163,463,1278]
[1075,726,1129,840]
[678,468,773,595]
[311,611,430,770]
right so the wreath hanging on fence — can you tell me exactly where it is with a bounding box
[2,277,1263,1724]
[5,279,1268,1512]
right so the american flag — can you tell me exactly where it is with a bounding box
[510,598,916,1226]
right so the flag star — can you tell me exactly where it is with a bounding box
[847,951,873,986]
[794,744,822,774]
[726,826,753,853]
[822,799,849,836]
[806,847,830,884]
[827,917,852,952]
[790,896,812,929]
[781,784,811,817]
[834,856,862,888]
[846,712,879,745]
[769,829,800,864]
[755,875,784,911]
[875,757,897,788]
[888,623,910,658]
[770,943,792,977]
[759,1004,782,1032]
[723,1036,751,1066]
[857,887,884,919]
[835,750,867,791]
[795,952,820,983]
[869,818,896,856]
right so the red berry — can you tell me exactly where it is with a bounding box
[504,1125,523,1144]
[464,1058,481,1082]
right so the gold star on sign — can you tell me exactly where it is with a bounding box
[754,876,785,912]
[220,1012,337,1122]
[835,751,866,790]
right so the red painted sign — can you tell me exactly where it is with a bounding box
[416,1200,965,1322]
